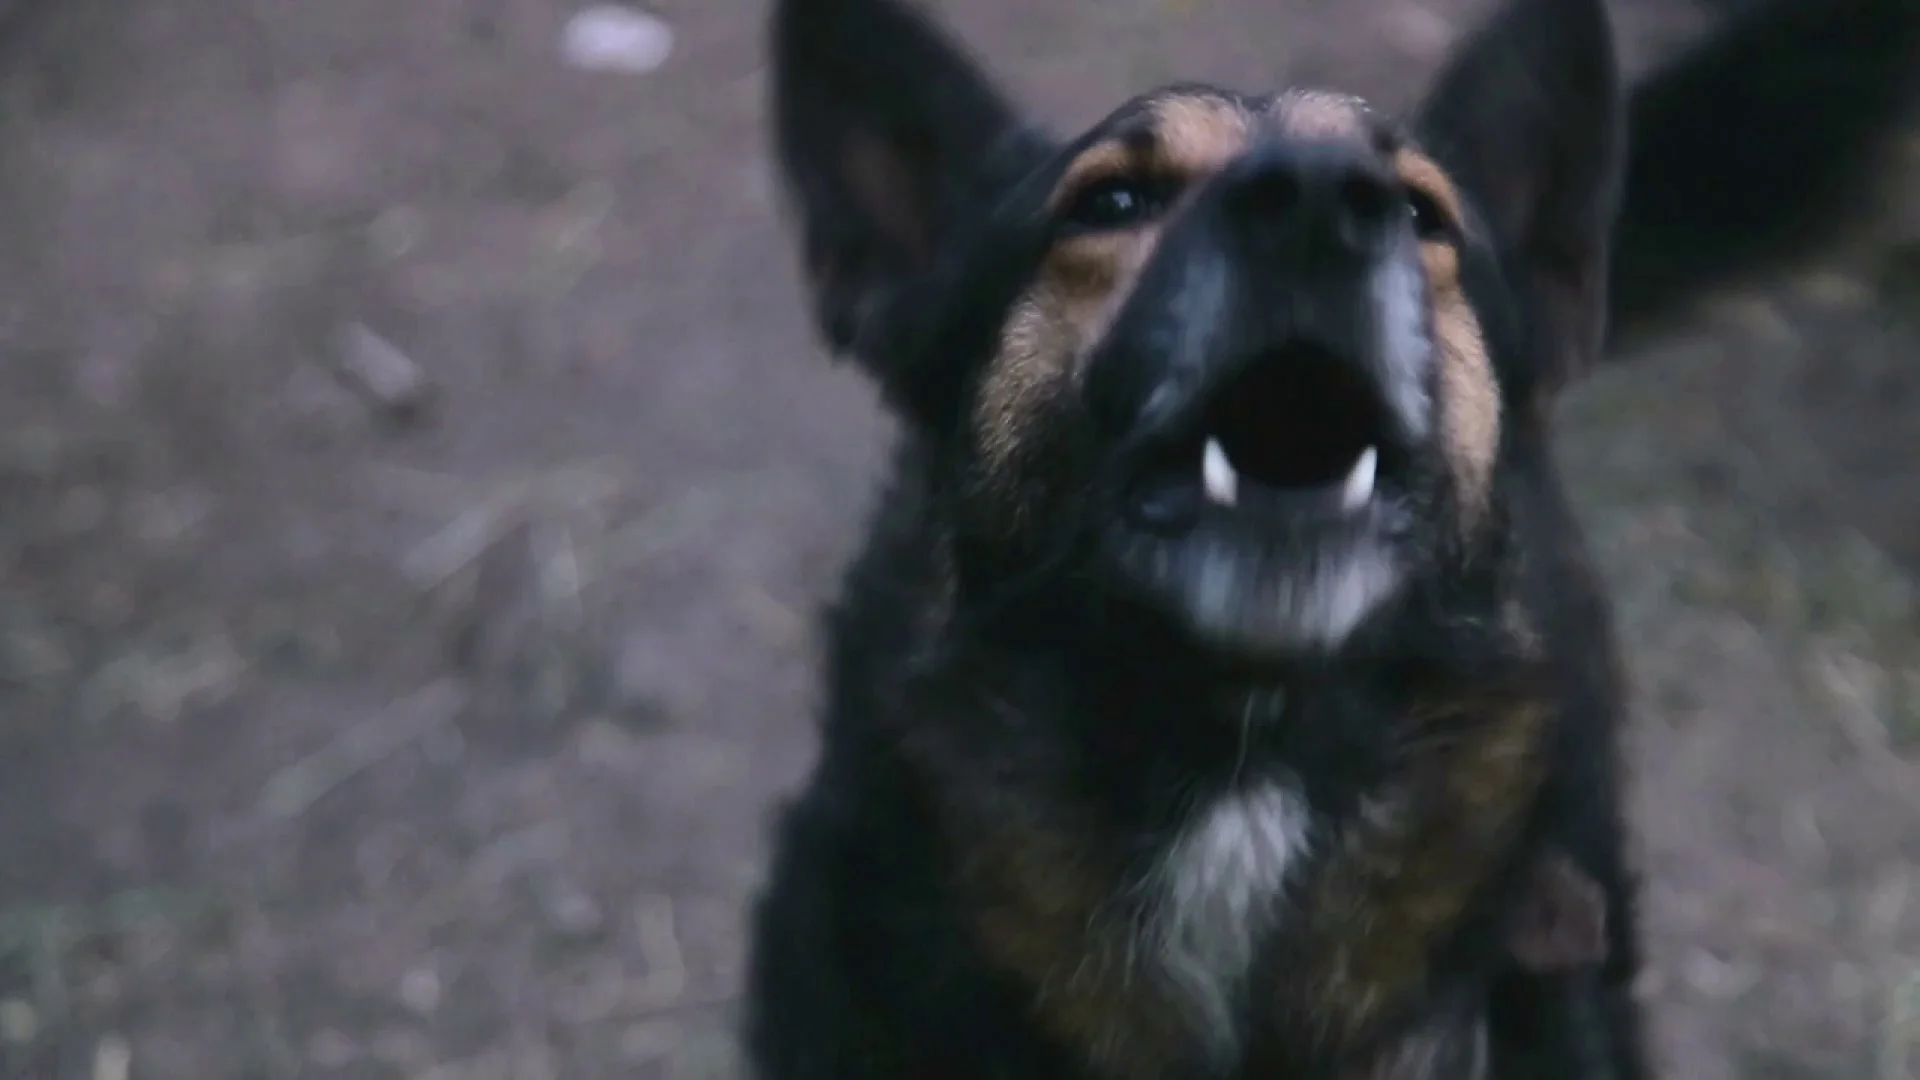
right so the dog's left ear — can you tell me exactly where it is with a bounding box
[770,0,1047,421]
[1415,0,1624,401]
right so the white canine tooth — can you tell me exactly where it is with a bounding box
[1203,438,1239,506]
[1340,446,1377,512]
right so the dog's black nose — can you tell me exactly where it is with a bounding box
[1219,140,1400,260]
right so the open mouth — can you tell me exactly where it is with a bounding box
[1108,337,1415,653]
[1129,341,1398,529]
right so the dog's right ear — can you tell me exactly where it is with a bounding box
[770,0,1046,410]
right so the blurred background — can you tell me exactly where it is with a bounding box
[0,0,1915,1076]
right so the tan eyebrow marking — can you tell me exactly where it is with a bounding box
[1049,94,1255,210]
[1051,140,1138,210]
[1393,148,1466,230]
[1149,95,1254,175]
[1270,90,1369,140]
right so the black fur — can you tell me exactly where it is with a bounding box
[1609,0,1920,339]
[746,1,1920,1078]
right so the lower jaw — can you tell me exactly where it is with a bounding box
[1107,519,1404,658]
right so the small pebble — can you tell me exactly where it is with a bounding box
[54,485,109,533]
[561,5,674,75]
[574,717,650,773]
[418,723,467,766]
[307,1029,360,1069]
[331,321,438,427]
[540,878,606,938]
[399,967,443,1015]
[1381,3,1455,58]
[620,1019,680,1064]
[128,487,213,547]
[1680,947,1757,1000]
[369,1027,434,1068]
[367,205,425,260]
[93,1035,132,1080]
[0,998,38,1044]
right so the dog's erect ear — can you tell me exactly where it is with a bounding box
[770,0,1044,396]
[1415,0,1624,402]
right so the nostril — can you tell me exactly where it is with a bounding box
[1336,173,1394,228]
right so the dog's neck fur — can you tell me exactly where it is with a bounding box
[863,462,1553,1078]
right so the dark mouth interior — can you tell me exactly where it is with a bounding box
[1203,342,1387,489]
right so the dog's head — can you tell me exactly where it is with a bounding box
[772,0,1621,660]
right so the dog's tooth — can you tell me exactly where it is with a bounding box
[1341,446,1377,512]
[1202,438,1238,506]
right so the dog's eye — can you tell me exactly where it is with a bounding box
[1059,177,1167,233]
[1406,187,1449,240]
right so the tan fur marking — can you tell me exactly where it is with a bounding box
[1148,94,1255,176]
[963,826,1189,1079]
[1049,95,1252,215]
[1401,147,1500,532]
[1277,696,1551,1045]
[902,709,1188,1080]
[1432,288,1499,529]
[1394,149,1466,231]
[972,94,1255,537]
[944,693,1552,1078]
[1050,140,1139,211]
[1272,90,1370,141]
[971,225,1164,536]
[1507,853,1609,973]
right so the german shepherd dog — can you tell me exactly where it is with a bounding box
[744,0,1920,1076]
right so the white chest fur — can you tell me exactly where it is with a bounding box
[1147,778,1315,1063]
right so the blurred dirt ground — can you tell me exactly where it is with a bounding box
[0,0,1915,1077]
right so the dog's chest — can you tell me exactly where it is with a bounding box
[1145,778,1314,1063]
[1343,1014,1490,1080]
